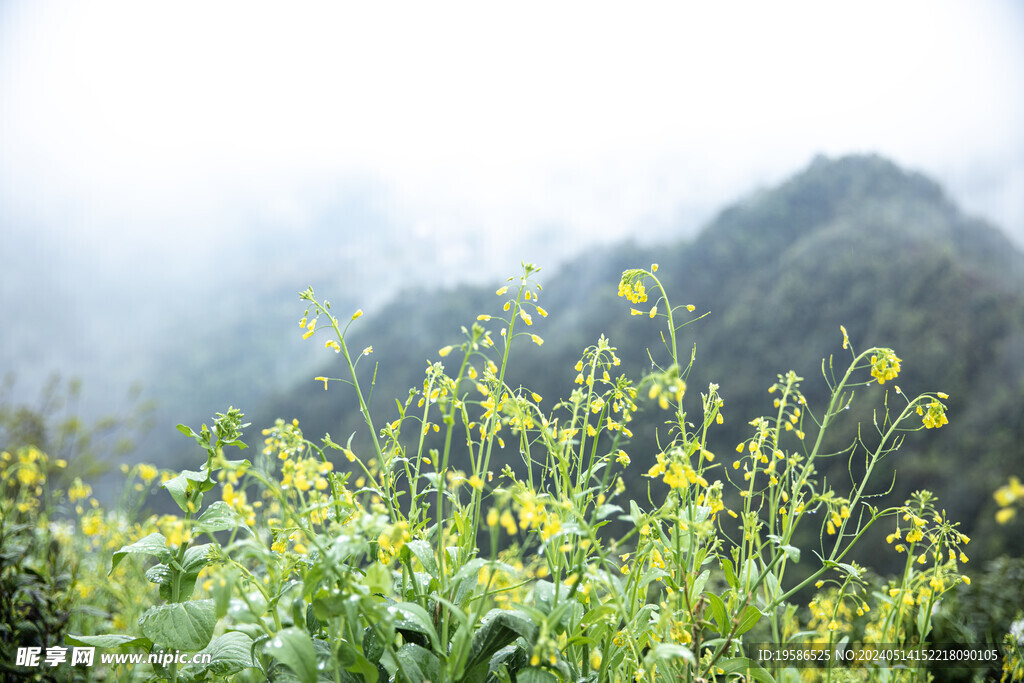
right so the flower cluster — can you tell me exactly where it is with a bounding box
[995,476,1024,524]
[918,394,949,429]
[870,349,902,384]
[617,268,650,304]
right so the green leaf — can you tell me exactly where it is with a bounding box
[110,532,170,574]
[394,643,440,683]
[139,599,217,651]
[596,504,623,520]
[405,539,438,576]
[722,556,738,589]
[179,631,256,679]
[162,469,211,511]
[780,544,800,563]
[516,668,559,683]
[391,602,439,650]
[717,657,776,683]
[706,593,728,634]
[465,610,537,673]
[181,543,212,573]
[177,424,198,438]
[195,501,242,533]
[363,626,385,664]
[451,557,488,586]
[689,569,710,603]
[65,633,152,649]
[264,627,318,683]
[735,605,765,635]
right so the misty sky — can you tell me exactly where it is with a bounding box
[1,1,1023,416]
[2,1,1022,258]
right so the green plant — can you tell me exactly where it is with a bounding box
[59,262,970,681]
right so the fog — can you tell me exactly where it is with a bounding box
[1,1,1022,448]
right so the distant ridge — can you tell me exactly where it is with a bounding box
[257,154,1024,567]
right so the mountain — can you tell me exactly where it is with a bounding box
[252,154,1024,569]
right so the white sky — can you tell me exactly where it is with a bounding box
[1,0,1023,259]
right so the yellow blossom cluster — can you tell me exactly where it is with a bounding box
[870,349,902,384]
[377,521,410,564]
[917,397,949,429]
[617,270,649,304]
[261,418,307,460]
[514,488,564,542]
[995,476,1024,524]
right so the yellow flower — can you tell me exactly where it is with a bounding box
[138,464,159,484]
[921,400,948,429]
[500,510,517,535]
[315,376,329,390]
[439,345,454,357]
[536,306,548,317]
[995,476,1024,507]
[617,270,648,304]
[325,339,341,353]
[996,507,1017,525]
[530,334,544,346]
[352,309,363,320]
[68,478,93,503]
[495,286,508,296]
[870,350,901,384]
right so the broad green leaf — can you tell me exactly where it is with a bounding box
[405,539,438,576]
[596,504,623,520]
[390,602,438,650]
[451,557,488,586]
[65,633,152,649]
[264,627,318,683]
[162,470,209,512]
[181,543,212,574]
[195,501,242,533]
[363,626,385,664]
[516,668,559,683]
[110,532,170,574]
[706,593,728,634]
[336,638,378,682]
[139,599,217,651]
[394,643,440,683]
[689,569,710,603]
[735,605,765,635]
[179,631,256,679]
[722,557,738,589]
[781,544,800,562]
[465,610,537,672]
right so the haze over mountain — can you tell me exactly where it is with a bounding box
[250,154,1024,570]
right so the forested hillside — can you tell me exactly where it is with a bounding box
[252,154,1024,570]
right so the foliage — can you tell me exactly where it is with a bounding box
[14,261,993,681]
[251,155,1024,573]
[928,557,1024,682]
